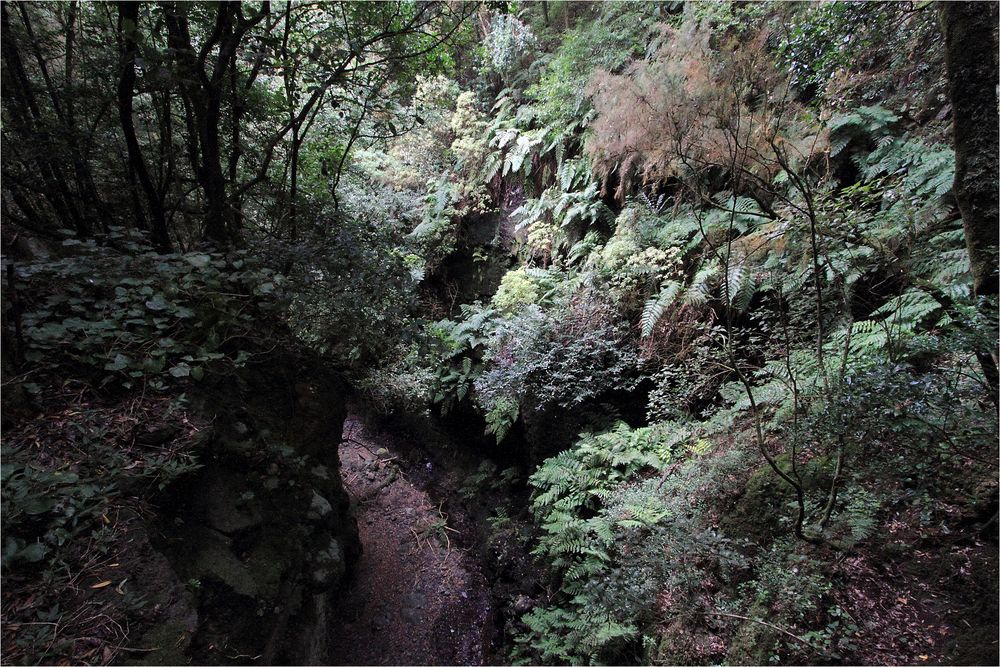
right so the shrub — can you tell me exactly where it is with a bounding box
[491,268,544,314]
[475,296,644,442]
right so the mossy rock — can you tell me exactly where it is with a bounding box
[123,619,195,666]
[725,603,782,665]
[721,454,834,543]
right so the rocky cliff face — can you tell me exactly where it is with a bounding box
[127,356,360,665]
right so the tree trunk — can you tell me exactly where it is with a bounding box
[1,3,87,236]
[19,2,107,234]
[940,1,1000,299]
[116,1,172,252]
[939,1,1000,399]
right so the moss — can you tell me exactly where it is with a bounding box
[725,603,781,665]
[187,527,260,598]
[721,454,834,543]
[123,620,194,666]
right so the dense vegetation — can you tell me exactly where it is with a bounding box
[1,1,997,665]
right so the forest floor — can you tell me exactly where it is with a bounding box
[327,415,494,665]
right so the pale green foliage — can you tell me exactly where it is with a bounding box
[596,210,684,305]
[484,12,536,76]
[492,267,543,314]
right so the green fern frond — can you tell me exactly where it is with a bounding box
[641,280,683,337]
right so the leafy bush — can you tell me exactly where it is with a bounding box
[12,234,284,390]
[356,342,437,416]
[427,305,497,412]
[491,268,545,314]
[286,220,418,366]
[483,13,537,78]
[475,297,644,442]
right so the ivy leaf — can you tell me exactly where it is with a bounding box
[168,363,191,378]
[19,542,49,563]
[184,253,212,269]
[144,294,170,311]
[104,353,131,371]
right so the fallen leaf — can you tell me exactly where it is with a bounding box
[90,580,112,589]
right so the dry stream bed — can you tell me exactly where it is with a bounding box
[327,416,494,665]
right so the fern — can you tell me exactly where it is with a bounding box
[725,254,759,313]
[827,104,899,156]
[683,261,719,305]
[641,280,683,337]
[485,396,519,442]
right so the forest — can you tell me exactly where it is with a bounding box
[0,1,997,665]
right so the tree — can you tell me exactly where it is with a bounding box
[939,1,1000,396]
[2,1,474,250]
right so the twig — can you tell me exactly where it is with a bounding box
[409,527,424,554]
[706,611,812,647]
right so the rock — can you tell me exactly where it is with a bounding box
[202,471,263,534]
[310,538,345,588]
[184,527,258,598]
[307,491,333,521]
[141,357,359,665]
[514,595,534,614]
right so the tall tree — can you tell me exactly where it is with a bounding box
[117,1,172,251]
[939,1,1000,395]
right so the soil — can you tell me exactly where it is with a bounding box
[327,416,494,666]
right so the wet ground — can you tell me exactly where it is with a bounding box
[327,416,493,666]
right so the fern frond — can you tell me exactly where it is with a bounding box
[641,279,683,337]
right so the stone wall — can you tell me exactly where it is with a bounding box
[128,356,359,665]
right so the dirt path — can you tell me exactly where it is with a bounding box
[327,416,492,666]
